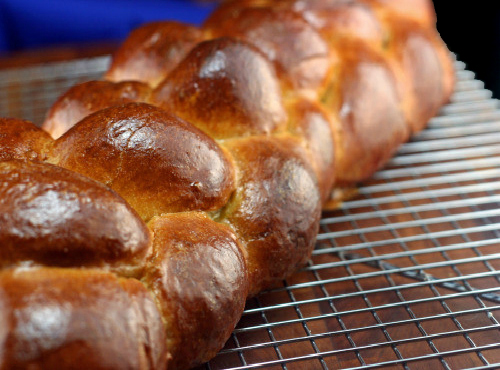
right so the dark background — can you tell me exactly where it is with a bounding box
[0,0,498,98]
[433,1,500,98]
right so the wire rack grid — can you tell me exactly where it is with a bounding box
[0,57,498,370]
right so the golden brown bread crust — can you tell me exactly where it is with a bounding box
[0,0,455,368]
[105,21,206,87]
[292,1,386,44]
[222,136,321,294]
[326,38,409,184]
[0,160,151,272]
[0,118,52,161]
[42,80,152,139]
[205,6,334,91]
[51,102,235,222]
[361,0,436,26]
[152,37,288,140]
[0,268,167,369]
[388,20,454,132]
[288,98,336,201]
[145,212,248,369]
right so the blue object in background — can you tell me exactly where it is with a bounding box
[1,0,499,99]
[0,0,217,52]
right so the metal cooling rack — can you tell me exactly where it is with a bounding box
[206,60,500,370]
[0,57,498,369]
[0,56,110,125]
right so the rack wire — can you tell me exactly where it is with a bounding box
[0,57,498,370]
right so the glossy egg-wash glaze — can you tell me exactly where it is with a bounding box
[325,39,409,185]
[105,21,206,87]
[222,136,321,294]
[0,118,53,161]
[288,0,385,44]
[360,0,436,26]
[289,99,336,202]
[0,268,167,369]
[0,160,150,269]
[389,21,452,132]
[42,80,152,139]
[205,6,332,91]
[145,212,248,370]
[0,0,457,368]
[51,103,235,221]
[152,38,287,140]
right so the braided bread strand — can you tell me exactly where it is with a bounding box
[0,0,454,369]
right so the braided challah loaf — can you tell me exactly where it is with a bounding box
[0,0,454,368]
